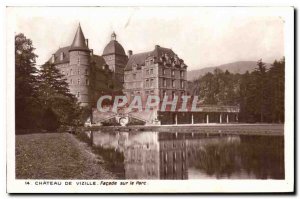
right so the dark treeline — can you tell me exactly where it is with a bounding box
[188,58,285,123]
[15,33,88,131]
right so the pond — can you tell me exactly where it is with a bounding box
[83,131,284,180]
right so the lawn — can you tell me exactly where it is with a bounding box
[15,132,115,179]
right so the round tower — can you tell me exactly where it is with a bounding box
[68,24,91,107]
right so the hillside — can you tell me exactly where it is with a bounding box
[187,61,272,81]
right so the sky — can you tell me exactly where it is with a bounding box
[8,7,285,71]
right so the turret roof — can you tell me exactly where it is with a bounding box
[69,24,90,52]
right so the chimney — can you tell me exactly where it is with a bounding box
[128,50,133,57]
[155,45,160,49]
[51,54,55,63]
[90,49,93,56]
[85,39,89,48]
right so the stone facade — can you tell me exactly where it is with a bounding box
[49,25,126,107]
[123,45,188,103]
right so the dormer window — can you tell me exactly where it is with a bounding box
[51,54,55,63]
[60,52,64,61]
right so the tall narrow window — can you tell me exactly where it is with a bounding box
[77,92,80,98]
[150,79,154,87]
[77,79,80,85]
[180,71,184,78]
[150,69,153,75]
[163,78,167,87]
[78,69,80,75]
[86,79,89,85]
[172,80,175,88]
[70,79,73,84]
[172,70,175,77]
[181,81,184,89]
[85,69,88,75]
[70,69,72,75]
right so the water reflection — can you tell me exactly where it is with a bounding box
[85,131,284,180]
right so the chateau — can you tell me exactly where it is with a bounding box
[49,24,239,125]
[49,24,187,106]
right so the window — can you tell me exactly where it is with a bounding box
[86,79,89,85]
[173,152,177,162]
[172,91,176,99]
[77,92,80,98]
[163,78,167,87]
[70,69,72,75]
[181,81,184,89]
[172,80,175,88]
[133,73,136,80]
[163,68,166,75]
[150,69,153,75]
[70,79,73,84]
[62,70,65,75]
[78,69,80,75]
[60,52,64,61]
[150,79,154,87]
[85,69,88,75]
[77,79,80,85]
[146,69,149,75]
[180,71,184,78]
[77,57,80,65]
[172,70,175,76]
[145,79,149,87]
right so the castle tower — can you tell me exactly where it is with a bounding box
[102,32,128,83]
[68,24,91,107]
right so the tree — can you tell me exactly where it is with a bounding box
[15,33,40,129]
[38,62,84,129]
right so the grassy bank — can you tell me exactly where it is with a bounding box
[16,132,115,179]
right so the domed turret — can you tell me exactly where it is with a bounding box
[102,32,126,56]
[102,32,128,83]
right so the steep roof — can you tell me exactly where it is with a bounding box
[69,24,90,52]
[49,46,105,67]
[91,54,106,67]
[48,46,70,64]
[124,45,175,71]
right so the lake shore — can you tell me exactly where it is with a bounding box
[81,123,284,136]
[16,132,116,179]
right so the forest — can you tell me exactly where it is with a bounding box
[188,58,285,123]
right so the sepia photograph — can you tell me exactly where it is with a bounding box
[6,6,294,193]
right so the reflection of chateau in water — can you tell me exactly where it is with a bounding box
[88,131,284,179]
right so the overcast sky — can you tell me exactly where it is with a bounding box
[8,7,285,71]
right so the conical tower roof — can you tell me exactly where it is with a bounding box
[69,24,90,52]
